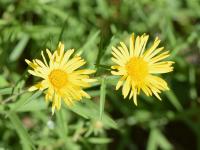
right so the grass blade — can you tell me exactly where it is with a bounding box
[165,90,183,111]
[8,91,42,116]
[147,128,172,150]
[70,100,118,129]
[99,77,106,120]
[0,87,12,95]
[9,34,29,61]
[9,113,36,150]
[58,18,68,43]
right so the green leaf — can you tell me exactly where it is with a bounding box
[99,77,106,120]
[0,87,12,95]
[9,113,36,150]
[9,34,29,61]
[88,137,112,144]
[79,30,100,64]
[8,91,42,115]
[189,66,197,100]
[12,97,46,112]
[41,5,67,20]
[81,30,100,53]
[147,128,172,150]
[95,29,112,72]
[170,32,197,59]
[70,100,118,129]
[55,109,71,149]
[165,90,183,111]
[58,18,68,42]
[0,75,9,86]
[56,109,68,137]
[96,0,110,18]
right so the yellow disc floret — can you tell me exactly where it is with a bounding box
[49,69,68,89]
[126,57,148,83]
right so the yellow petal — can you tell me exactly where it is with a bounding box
[116,76,126,90]
[122,76,131,98]
[129,33,135,56]
[120,42,130,57]
[133,91,138,106]
[143,37,161,59]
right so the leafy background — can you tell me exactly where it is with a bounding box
[0,0,200,150]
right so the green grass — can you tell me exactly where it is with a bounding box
[0,0,200,150]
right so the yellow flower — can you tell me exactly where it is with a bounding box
[25,42,96,113]
[111,33,174,105]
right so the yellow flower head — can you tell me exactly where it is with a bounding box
[111,33,174,105]
[25,42,96,114]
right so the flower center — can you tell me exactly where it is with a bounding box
[126,57,149,82]
[49,69,68,89]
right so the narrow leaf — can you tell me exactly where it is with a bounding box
[9,113,35,150]
[88,137,112,144]
[100,77,106,120]
[70,100,118,129]
[0,87,12,95]
[8,91,42,116]
[9,34,29,61]
[165,90,183,111]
